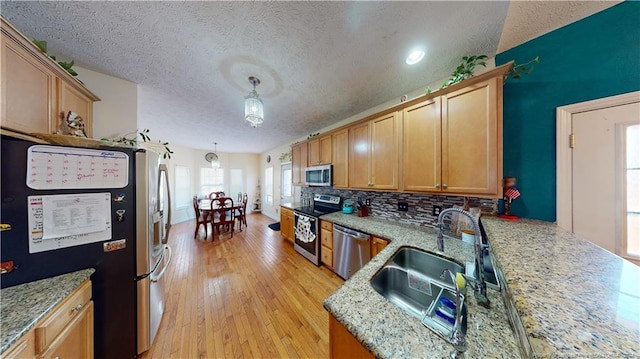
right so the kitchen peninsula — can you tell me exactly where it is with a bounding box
[322,213,640,358]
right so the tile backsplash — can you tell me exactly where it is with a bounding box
[301,187,497,228]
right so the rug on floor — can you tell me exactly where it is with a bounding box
[268,222,280,231]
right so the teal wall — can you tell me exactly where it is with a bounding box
[495,1,640,222]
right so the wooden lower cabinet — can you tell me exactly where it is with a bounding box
[280,207,294,242]
[2,279,93,359]
[2,331,35,359]
[40,301,93,359]
[371,236,390,258]
[320,220,334,269]
[329,314,373,359]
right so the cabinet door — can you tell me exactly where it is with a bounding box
[58,79,94,137]
[292,143,308,186]
[280,208,293,242]
[332,129,349,188]
[403,98,442,192]
[348,122,370,189]
[371,237,389,258]
[1,32,56,134]
[319,135,332,164]
[441,78,500,195]
[329,315,373,359]
[370,112,399,190]
[3,330,35,359]
[40,301,94,359]
[308,138,320,165]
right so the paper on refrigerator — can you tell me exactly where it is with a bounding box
[41,193,109,239]
[28,193,112,253]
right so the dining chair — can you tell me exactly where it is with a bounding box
[235,193,249,231]
[211,196,234,239]
[208,191,225,200]
[192,196,210,239]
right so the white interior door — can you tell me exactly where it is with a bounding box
[280,163,293,205]
[572,102,640,261]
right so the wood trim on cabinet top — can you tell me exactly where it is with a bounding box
[1,16,100,102]
[291,62,513,148]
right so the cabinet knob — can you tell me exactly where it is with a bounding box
[435,184,440,189]
[70,303,83,313]
[442,183,448,189]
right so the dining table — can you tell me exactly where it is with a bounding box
[198,199,245,231]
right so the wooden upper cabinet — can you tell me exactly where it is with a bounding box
[332,129,349,188]
[348,113,400,190]
[308,135,332,166]
[1,17,99,136]
[441,77,500,195]
[403,98,442,192]
[348,122,370,189]
[58,79,94,137]
[292,142,308,186]
[1,30,56,134]
[370,112,400,190]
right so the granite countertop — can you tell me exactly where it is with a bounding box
[482,217,640,358]
[280,202,298,210]
[321,213,520,358]
[0,269,95,354]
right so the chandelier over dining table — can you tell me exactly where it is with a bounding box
[244,76,264,128]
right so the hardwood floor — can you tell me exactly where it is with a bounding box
[139,213,344,359]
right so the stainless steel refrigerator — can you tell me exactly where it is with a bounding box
[135,150,172,354]
[0,135,172,358]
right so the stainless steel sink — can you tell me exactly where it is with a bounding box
[370,266,439,318]
[370,246,467,340]
[389,247,464,288]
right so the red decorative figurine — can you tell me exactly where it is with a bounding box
[500,176,520,220]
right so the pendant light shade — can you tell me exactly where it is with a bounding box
[244,76,264,128]
[210,142,220,169]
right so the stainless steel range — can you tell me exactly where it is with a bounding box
[293,194,341,265]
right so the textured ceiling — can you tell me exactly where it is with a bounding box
[0,1,617,153]
[498,0,621,52]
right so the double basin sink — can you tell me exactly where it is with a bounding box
[370,246,467,340]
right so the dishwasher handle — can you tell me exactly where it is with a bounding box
[334,224,370,241]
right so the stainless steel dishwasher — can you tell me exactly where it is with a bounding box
[333,224,371,280]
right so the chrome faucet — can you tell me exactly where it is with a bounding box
[440,268,467,359]
[436,208,490,309]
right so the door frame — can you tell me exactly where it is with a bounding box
[556,91,640,231]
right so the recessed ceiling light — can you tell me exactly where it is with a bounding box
[406,50,425,65]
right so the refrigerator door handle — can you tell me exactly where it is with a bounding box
[151,245,172,283]
[158,164,172,245]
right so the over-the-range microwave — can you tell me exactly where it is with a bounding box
[305,165,332,186]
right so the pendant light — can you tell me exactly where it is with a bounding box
[244,76,264,128]
[209,142,220,169]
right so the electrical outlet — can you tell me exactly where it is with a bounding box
[398,201,409,212]
[365,199,371,206]
[432,205,442,216]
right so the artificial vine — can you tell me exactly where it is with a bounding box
[102,129,174,159]
[426,54,540,94]
[33,40,79,77]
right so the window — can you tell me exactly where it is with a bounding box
[265,167,273,206]
[230,169,244,199]
[282,164,292,198]
[200,167,224,197]
[624,124,639,257]
[174,166,191,208]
